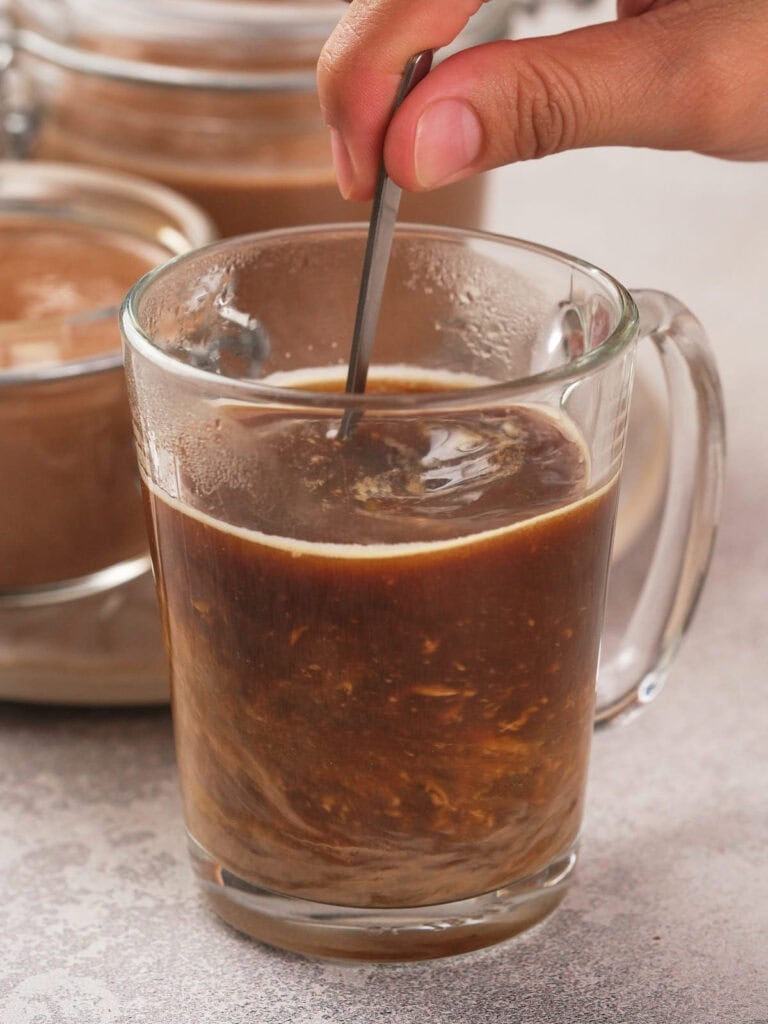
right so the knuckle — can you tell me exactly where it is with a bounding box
[316,20,369,116]
[503,57,589,161]
[316,44,342,99]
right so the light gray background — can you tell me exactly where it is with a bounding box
[2,2,766,1020]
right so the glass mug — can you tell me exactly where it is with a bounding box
[121,225,724,961]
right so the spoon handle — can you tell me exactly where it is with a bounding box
[338,50,433,440]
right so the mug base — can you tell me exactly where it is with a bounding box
[188,834,576,962]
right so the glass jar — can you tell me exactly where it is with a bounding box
[0,161,215,703]
[3,0,515,236]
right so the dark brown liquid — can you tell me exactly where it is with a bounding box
[145,390,618,908]
[0,218,167,589]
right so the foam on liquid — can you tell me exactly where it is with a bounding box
[143,365,603,561]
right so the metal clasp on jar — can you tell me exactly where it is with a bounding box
[0,21,41,158]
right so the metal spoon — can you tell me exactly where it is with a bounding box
[337,50,433,440]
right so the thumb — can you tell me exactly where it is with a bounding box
[380,5,766,192]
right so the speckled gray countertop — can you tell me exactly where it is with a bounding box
[2,4,767,1019]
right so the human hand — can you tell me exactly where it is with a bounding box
[317,0,768,200]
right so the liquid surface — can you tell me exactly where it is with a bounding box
[184,397,590,546]
[144,378,618,908]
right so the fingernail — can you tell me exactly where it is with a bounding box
[414,99,483,189]
[329,128,355,200]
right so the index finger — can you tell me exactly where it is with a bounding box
[317,0,488,199]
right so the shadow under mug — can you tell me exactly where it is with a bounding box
[122,224,725,961]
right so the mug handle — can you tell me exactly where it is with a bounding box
[595,289,726,725]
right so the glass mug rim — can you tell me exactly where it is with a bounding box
[121,222,640,412]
